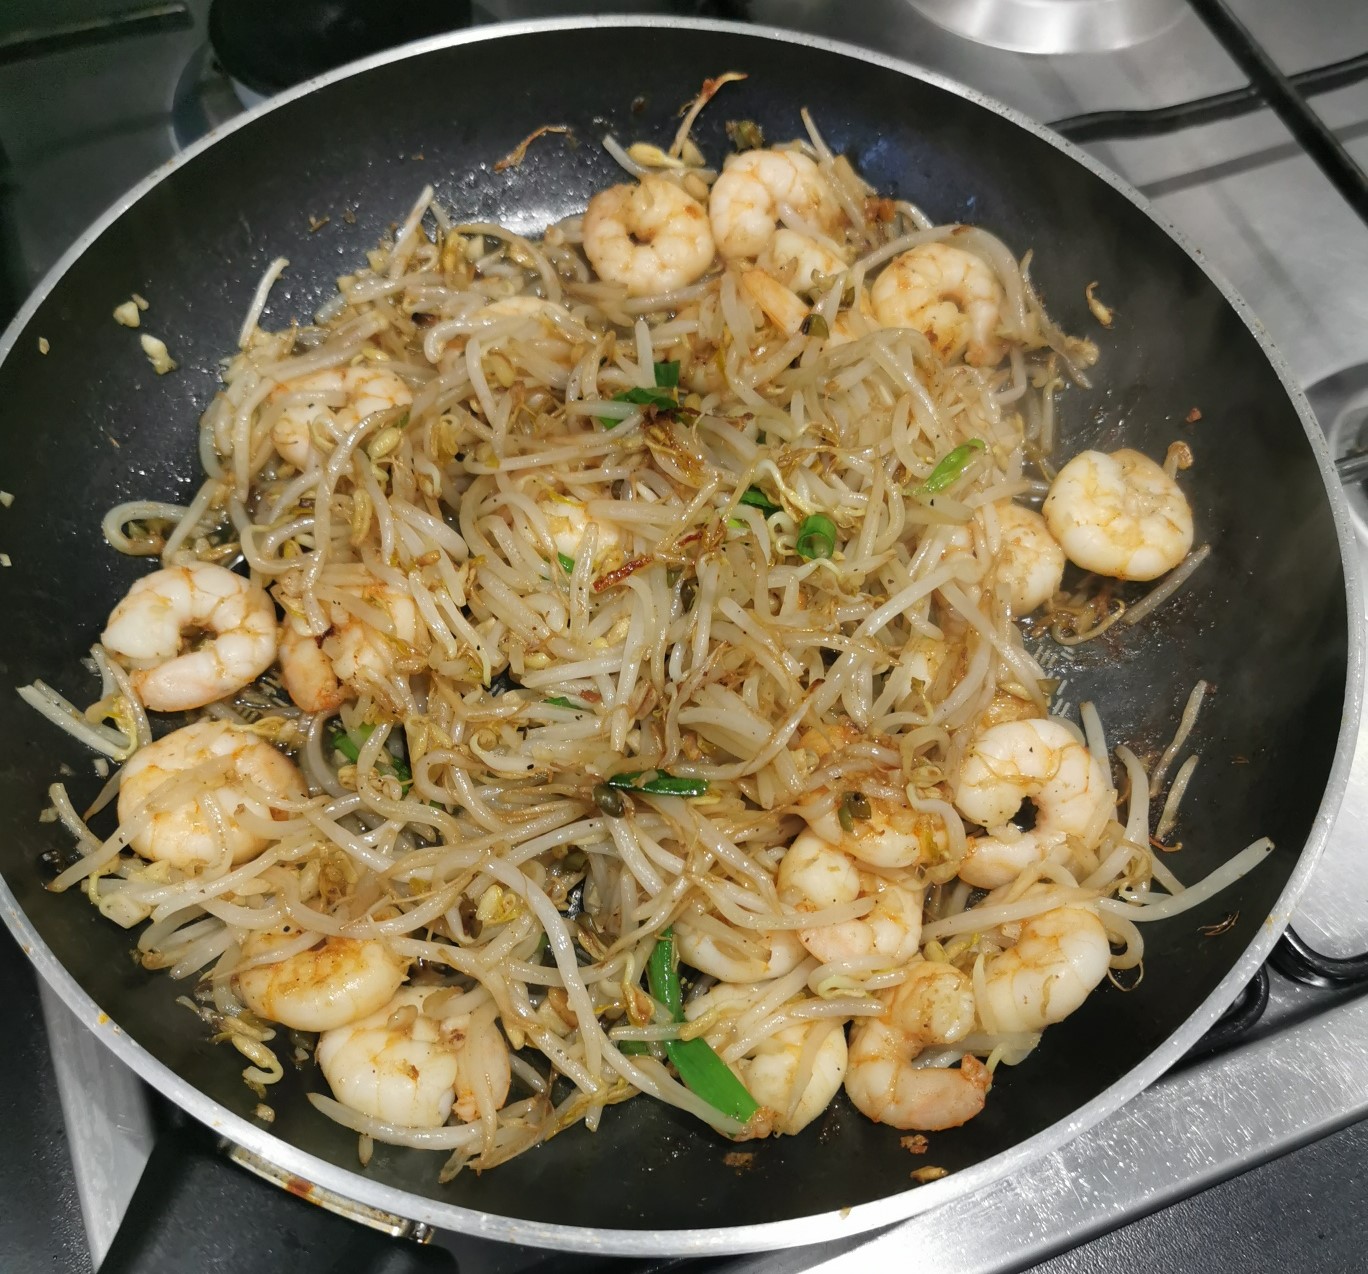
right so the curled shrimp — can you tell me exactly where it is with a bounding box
[800,790,949,871]
[870,241,1006,366]
[978,905,1110,1034]
[685,982,847,1136]
[758,228,848,291]
[269,364,412,469]
[277,580,423,715]
[777,829,923,967]
[532,490,625,566]
[116,720,306,868]
[316,986,512,1128]
[993,502,1065,616]
[674,917,807,983]
[708,150,845,259]
[1043,448,1194,581]
[739,268,809,336]
[844,961,988,1131]
[582,175,715,296]
[953,718,1115,889]
[101,563,277,712]
[236,928,409,1032]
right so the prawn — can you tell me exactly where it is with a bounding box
[277,581,424,715]
[101,563,277,712]
[844,961,988,1130]
[708,150,845,259]
[116,720,306,868]
[269,364,412,470]
[992,502,1065,615]
[977,905,1110,1034]
[953,718,1115,889]
[236,928,409,1032]
[316,986,512,1128]
[739,269,809,336]
[685,982,847,1136]
[757,228,848,292]
[582,175,715,296]
[870,241,1006,366]
[532,490,625,566]
[800,789,949,871]
[777,829,923,967]
[674,918,807,983]
[1042,448,1194,581]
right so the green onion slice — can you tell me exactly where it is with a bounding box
[597,363,684,427]
[604,770,709,798]
[738,486,781,517]
[328,722,412,789]
[645,928,760,1123]
[557,551,575,574]
[795,513,837,561]
[918,439,986,496]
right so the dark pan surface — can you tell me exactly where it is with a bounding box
[0,19,1356,1248]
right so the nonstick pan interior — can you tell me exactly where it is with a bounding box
[0,19,1354,1249]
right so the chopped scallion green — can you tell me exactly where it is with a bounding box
[918,439,986,496]
[597,363,684,427]
[795,513,837,561]
[327,722,412,790]
[645,928,759,1123]
[604,769,709,798]
[738,486,781,517]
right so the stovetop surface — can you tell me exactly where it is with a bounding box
[3,2,1368,1271]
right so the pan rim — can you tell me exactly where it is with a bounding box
[0,13,1362,1257]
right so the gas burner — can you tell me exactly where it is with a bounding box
[170,43,244,152]
[902,0,1184,54]
[1307,362,1368,541]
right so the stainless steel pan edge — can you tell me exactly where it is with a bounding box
[0,15,1361,1257]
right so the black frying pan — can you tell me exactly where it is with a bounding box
[0,17,1359,1256]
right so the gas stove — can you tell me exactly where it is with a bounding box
[3,3,1368,1272]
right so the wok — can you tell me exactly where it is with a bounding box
[0,16,1360,1257]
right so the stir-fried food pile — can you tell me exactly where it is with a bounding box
[25,96,1268,1178]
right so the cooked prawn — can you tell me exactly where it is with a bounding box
[116,720,306,868]
[740,269,809,336]
[757,228,848,292]
[827,287,878,346]
[674,918,807,983]
[101,563,277,712]
[777,829,923,966]
[277,582,423,715]
[269,364,412,469]
[582,176,715,296]
[953,718,1115,889]
[685,982,847,1135]
[1042,448,1194,581]
[800,790,948,871]
[844,961,988,1130]
[708,150,845,259]
[993,502,1065,615]
[534,490,624,565]
[870,241,1006,366]
[316,986,512,1128]
[978,905,1110,1034]
[236,928,409,1031]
